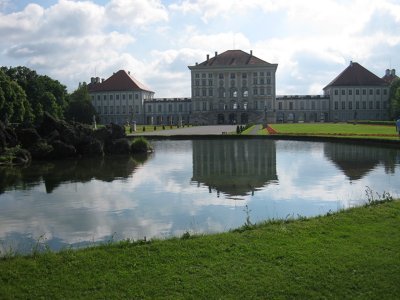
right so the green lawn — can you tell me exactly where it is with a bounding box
[1,200,399,299]
[257,123,399,139]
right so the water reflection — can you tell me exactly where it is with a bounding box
[0,154,149,194]
[191,139,277,199]
[324,142,399,181]
[0,139,399,254]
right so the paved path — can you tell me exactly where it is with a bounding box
[130,125,237,136]
[248,124,262,135]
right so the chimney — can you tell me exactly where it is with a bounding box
[350,61,353,66]
[207,54,209,61]
[91,77,95,84]
[391,69,396,76]
[101,78,105,83]
[96,77,100,83]
[250,50,253,56]
[128,71,130,75]
[215,51,218,57]
[385,69,390,76]
[195,62,198,66]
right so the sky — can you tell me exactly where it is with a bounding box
[1,0,399,97]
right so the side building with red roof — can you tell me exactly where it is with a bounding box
[323,62,391,121]
[88,70,154,125]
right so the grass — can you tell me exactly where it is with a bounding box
[257,123,399,140]
[1,200,399,299]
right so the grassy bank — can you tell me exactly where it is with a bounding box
[256,123,399,140]
[1,200,399,299]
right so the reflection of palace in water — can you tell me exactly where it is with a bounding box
[191,139,278,198]
[323,142,399,181]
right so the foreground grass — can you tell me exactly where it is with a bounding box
[1,201,399,299]
[258,123,399,140]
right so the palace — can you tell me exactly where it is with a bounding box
[88,50,397,125]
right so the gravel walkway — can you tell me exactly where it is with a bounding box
[130,125,237,136]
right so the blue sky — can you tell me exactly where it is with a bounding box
[1,0,399,97]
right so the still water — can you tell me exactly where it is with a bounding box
[1,139,399,254]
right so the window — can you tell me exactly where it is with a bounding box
[168,104,172,112]
[202,102,207,111]
[122,106,126,113]
[311,101,315,110]
[97,95,100,100]
[384,89,387,95]
[348,102,352,109]
[129,105,133,113]
[242,73,247,79]
[267,71,271,76]
[202,73,206,78]
[195,89,200,97]
[253,88,258,95]
[341,102,345,109]
[260,78,265,85]
[135,94,138,99]
[260,87,265,95]
[129,94,133,100]
[103,95,107,100]
[110,106,113,114]
[202,88,207,97]
[362,101,366,109]
[349,90,352,95]
[278,102,282,110]
[208,79,213,86]
[209,88,213,96]
[104,106,108,114]
[341,90,345,95]
[267,87,271,95]
[362,89,366,95]
[110,95,113,100]
[179,104,183,112]
[260,72,264,76]
[376,101,380,109]
[116,95,119,100]
[334,90,338,95]
[243,89,248,98]
[195,73,200,78]
[376,89,380,95]
[97,106,101,113]
[195,80,200,86]
[253,78,257,85]
[253,72,257,77]
[208,73,213,78]
[230,80,235,87]
[369,101,373,109]
[242,80,247,87]
[243,102,248,110]
[289,102,293,110]
[219,73,224,79]
[300,101,304,110]
[158,105,162,112]
[219,87,225,98]
[356,89,359,95]
[116,106,120,114]
[369,89,373,95]
[135,105,139,113]
[267,78,271,84]
[91,96,95,101]
[148,105,152,113]
[122,94,126,100]
[230,73,235,79]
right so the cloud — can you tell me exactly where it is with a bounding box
[106,0,169,27]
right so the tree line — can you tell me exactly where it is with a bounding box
[0,66,97,125]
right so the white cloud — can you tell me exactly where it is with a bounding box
[106,0,168,27]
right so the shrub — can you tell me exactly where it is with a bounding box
[130,137,153,153]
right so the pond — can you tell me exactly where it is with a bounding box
[1,139,399,254]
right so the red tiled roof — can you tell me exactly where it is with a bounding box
[88,70,153,93]
[194,50,276,67]
[324,62,388,89]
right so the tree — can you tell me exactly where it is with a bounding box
[0,69,33,124]
[1,66,68,123]
[389,78,400,119]
[64,83,97,124]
